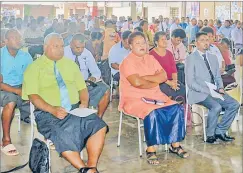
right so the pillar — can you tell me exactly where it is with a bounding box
[92,1,98,18]
[181,1,186,17]
[64,3,69,19]
[131,2,136,21]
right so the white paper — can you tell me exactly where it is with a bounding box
[205,82,225,101]
[69,108,97,117]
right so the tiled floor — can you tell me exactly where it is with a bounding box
[1,100,242,173]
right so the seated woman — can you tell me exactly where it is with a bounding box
[150,31,186,103]
[119,32,189,165]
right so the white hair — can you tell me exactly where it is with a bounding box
[44,33,63,46]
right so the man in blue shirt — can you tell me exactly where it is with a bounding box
[218,20,232,39]
[64,34,110,118]
[109,30,131,83]
[1,29,33,156]
[179,17,188,30]
[186,18,199,43]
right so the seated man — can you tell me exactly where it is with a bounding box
[1,29,33,156]
[200,27,225,73]
[23,19,44,58]
[64,34,110,118]
[22,33,108,173]
[23,19,44,46]
[109,30,131,84]
[185,32,240,144]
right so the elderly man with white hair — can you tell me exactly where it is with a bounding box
[22,33,108,173]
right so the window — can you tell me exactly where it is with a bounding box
[170,7,179,18]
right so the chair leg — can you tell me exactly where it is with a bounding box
[165,144,168,152]
[18,114,21,133]
[137,118,142,157]
[117,111,123,147]
[46,140,51,173]
[110,78,113,102]
[185,104,189,132]
[81,150,84,160]
[201,108,207,142]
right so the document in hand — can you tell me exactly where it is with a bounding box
[205,81,225,101]
[69,108,97,117]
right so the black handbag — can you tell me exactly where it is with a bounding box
[1,138,49,173]
[29,138,50,173]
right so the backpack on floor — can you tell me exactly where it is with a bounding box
[1,138,49,173]
[29,138,50,173]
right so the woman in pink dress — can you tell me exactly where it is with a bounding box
[119,32,189,165]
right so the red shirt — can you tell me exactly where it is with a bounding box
[149,49,177,80]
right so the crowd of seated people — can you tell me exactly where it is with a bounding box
[1,14,242,172]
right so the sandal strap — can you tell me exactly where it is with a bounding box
[80,167,97,173]
[170,145,188,158]
[146,151,158,161]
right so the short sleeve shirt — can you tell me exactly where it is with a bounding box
[1,46,33,86]
[22,55,86,105]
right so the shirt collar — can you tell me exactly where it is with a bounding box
[3,46,21,57]
[197,49,207,57]
[42,54,64,65]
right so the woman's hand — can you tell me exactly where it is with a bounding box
[168,80,180,91]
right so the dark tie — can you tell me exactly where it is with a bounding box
[202,54,215,84]
[161,21,164,31]
[75,55,81,69]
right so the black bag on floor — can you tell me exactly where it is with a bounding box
[0,138,49,173]
[29,138,49,173]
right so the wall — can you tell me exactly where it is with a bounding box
[199,2,215,20]
[112,7,131,18]
[25,5,55,18]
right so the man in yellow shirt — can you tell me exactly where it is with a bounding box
[22,33,108,173]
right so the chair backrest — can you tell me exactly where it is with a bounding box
[30,102,35,147]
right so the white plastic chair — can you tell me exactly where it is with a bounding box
[30,103,84,173]
[0,107,21,133]
[117,110,168,157]
[110,73,114,102]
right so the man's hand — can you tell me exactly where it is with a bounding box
[51,107,68,120]
[218,88,225,95]
[87,77,96,83]
[14,88,22,96]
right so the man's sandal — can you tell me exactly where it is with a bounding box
[146,150,160,165]
[1,144,19,156]
[169,145,189,158]
[79,167,99,173]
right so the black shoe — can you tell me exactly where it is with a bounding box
[206,136,218,144]
[215,134,234,142]
[225,134,235,140]
[21,117,30,124]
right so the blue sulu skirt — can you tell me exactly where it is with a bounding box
[144,104,185,146]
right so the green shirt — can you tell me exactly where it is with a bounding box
[22,55,86,106]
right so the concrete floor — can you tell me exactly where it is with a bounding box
[1,100,242,173]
